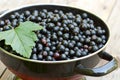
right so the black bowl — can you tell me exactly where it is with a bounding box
[0,4,118,80]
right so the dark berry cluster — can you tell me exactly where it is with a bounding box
[0,9,107,61]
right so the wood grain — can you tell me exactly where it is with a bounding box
[105,0,120,57]
[0,69,15,80]
[0,0,50,11]
[0,0,120,80]
[67,0,116,21]
[0,61,6,78]
[50,0,68,4]
[86,0,120,79]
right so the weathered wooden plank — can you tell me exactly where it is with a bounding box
[50,0,68,4]
[116,56,120,68]
[86,0,120,79]
[0,61,6,78]
[0,0,119,80]
[105,0,120,57]
[0,0,50,11]
[87,68,120,80]
[67,0,117,21]
[0,69,15,80]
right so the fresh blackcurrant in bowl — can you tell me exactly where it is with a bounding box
[0,7,108,61]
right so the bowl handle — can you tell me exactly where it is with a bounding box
[75,52,118,76]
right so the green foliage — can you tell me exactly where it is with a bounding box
[0,21,43,58]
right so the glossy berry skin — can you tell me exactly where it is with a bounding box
[61,54,67,60]
[37,44,43,51]
[0,20,5,26]
[54,52,60,59]
[68,43,74,49]
[76,50,81,57]
[73,27,79,33]
[31,54,38,60]
[81,51,87,56]
[46,56,53,61]
[65,48,69,52]
[69,50,75,56]
[51,46,56,51]
[58,45,65,52]
[44,47,50,52]
[62,40,68,46]
[42,51,48,57]
[82,13,88,18]
[3,26,11,30]
[85,30,91,36]
[57,31,63,36]
[38,54,43,60]
[54,26,59,32]
[29,15,36,21]
[33,47,37,53]
[96,37,102,43]
[10,15,16,19]
[48,51,54,56]
[24,10,31,17]
[92,46,99,52]
[63,33,69,39]
[74,36,79,41]
[76,42,82,48]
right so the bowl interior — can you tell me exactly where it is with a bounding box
[0,5,110,63]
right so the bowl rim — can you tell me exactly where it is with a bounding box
[0,4,110,64]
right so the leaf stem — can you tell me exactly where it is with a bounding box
[8,25,14,29]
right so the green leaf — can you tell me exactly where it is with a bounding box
[0,21,43,58]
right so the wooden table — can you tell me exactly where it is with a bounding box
[0,0,120,80]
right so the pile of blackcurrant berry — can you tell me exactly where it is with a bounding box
[0,9,107,61]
